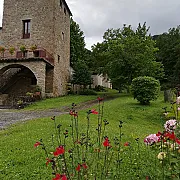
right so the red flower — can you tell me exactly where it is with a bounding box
[69,110,78,117]
[76,164,81,172]
[164,132,176,141]
[53,146,65,156]
[46,158,53,166]
[82,163,88,169]
[103,137,110,147]
[91,109,98,114]
[34,142,41,148]
[124,142,130,146]
[97,97,103,102]
[52,174,61,180]
[52,174,67,180]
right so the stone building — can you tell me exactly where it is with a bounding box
[0,0,72,105]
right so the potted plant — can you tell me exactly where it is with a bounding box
[0,46,5,57]
[30,45,37,52]
[9,47,15,55]
[33,85,42,100]
[20,45,27,57]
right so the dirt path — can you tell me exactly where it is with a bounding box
[0,97,116,130]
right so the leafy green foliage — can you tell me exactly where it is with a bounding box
[131,76,160,104]
[70,18,86,67]
[91,23,164,91]
[79,89,97,95]
[156,26,180,88]
[71,61,92,88]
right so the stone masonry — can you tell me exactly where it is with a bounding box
[0,0,72,99]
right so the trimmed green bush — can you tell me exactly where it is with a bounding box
[131,76,160,105]
[79,89,97,95]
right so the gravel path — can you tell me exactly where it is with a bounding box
[0,99,102,130]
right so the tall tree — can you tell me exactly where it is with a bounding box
[156,26,180,88]
[91,23,164,91]
[70,18,86,67]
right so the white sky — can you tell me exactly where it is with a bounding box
[1,0,180,49]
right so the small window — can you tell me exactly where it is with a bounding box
[62,32,64,40]
[23,20,31,39]
[58,55,60,63]
[60,0,62,7]
[64,8,66,15]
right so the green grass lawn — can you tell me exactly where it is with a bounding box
[0,93,171,179]
[24,95,98,110]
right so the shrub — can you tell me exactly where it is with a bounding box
[9,47,15,55]
[131,76,160,105]
[79,89,97,95]
[94,85,106,92]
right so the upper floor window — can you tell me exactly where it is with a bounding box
[64,8,66,15]
[23,20,30,39]
[60,0,62,7]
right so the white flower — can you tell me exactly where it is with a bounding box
[177,96,180,104]
[164,120,177,132]
[157,152,166,160]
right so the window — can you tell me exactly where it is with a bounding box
[60,0,62,7]
[62,32,64,40]
[58,55,60,63]
[23,20,30,39]
[64,8,66,15]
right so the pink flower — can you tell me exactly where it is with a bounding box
[177,96,180,104]
[164,120,177,132]
[144,134,160,145]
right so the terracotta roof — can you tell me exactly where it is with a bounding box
[63,0,72,16]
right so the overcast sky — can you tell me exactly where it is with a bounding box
[0,0,180,49]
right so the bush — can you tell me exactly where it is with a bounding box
[131,76,160,105]
[94,85,106,92]
[79,89,97,95]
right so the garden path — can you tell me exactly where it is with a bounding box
[0,98,110,130]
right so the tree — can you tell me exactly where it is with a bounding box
[70,18,86,67]
[71,60,92,89]
[91,23,164,91]
[156,26,180,88]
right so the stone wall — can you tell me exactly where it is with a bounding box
[53,0,71,96]
[1,0,71,97]
[2,0,55,54]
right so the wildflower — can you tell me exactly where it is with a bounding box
[144,134,160,145]
[69,110,78,117]
[97,97,103,102]
[82,163,88,169]
[53,146,65,156]
[124,142,130,146]
[177,96,180,104]
[103,137,110,147]
[164,120,177,132]
[46,158,53,166]
[164,132,176,141]
[52,174,67,180]
[91,109,98,114]
[53,174,61,180]
[157,152,166,160]
[76,163,81,172]
[34,142,41,148]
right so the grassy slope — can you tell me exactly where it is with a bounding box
[0,93,169,179]
[24,95,98,110]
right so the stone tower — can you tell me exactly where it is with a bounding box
[0,0,72,103]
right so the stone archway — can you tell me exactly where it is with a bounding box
[0,61,46,97]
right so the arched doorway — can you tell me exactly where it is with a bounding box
[0,64,38,105]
